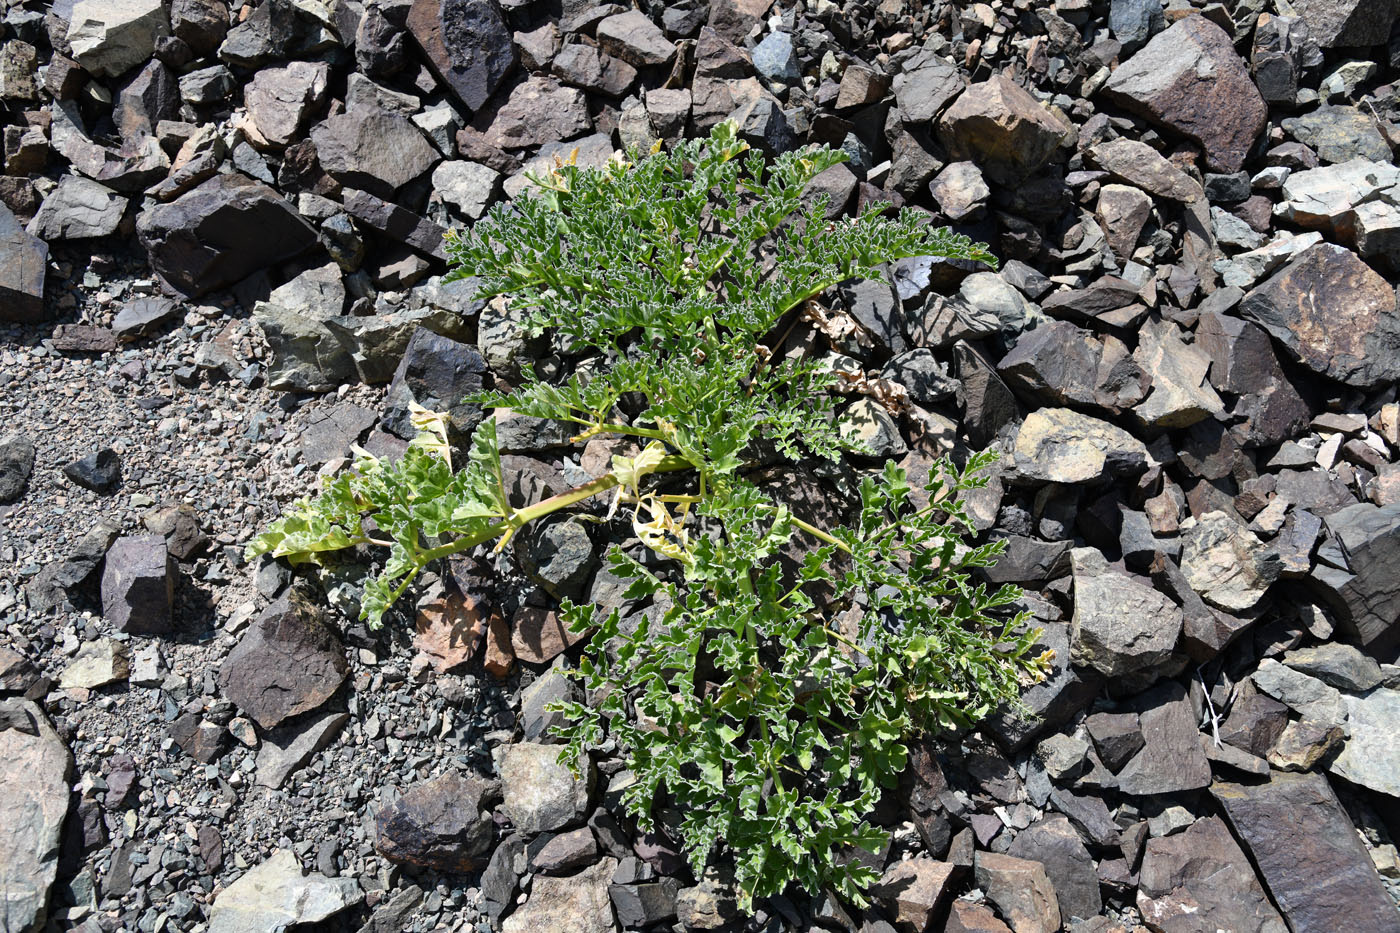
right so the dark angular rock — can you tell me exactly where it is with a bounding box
[954,341,1019,449]
[1085,711,1144,771]
[871,858,957,932]
[1007,815,1100,925]
[516,518,595,602]
[217,0,301,68]
[375,770,498,872]
[217,585,349,730]
[341,189,448,261]
[1115,679,1211,795]
[1219,692,1290,758]
[596,9,675,68]
[974,853,1060,933]
[170,0,228,55]
[0,200,47,322]
[1195,310,1311,447]
[381,329,487,446]
[1308,501,1400,651]
[406,0,515,110]
[136,173,318,297]
[62,448,120,493]
[1101,15,1266,173]
[114,59,179,141]
[1136,815,1286,933]
[892,48,964,124]
[0,433,35,503]
[100,534,175,635]
[311,108,438,199]
[480,833,525,919]
[1213,771,1397,933]
[531,827,597,874]
[1291,0,1400,48]
[610,875,680,928]
[472,75,591,151]
[168,713,228,763]
[936,74,1072,185]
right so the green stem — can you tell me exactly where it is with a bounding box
[415,454,694,565]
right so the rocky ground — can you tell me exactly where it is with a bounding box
[3,0,1400,931]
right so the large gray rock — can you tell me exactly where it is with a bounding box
[67,0,170,78]
[597,9,676,68]
[0,699,72,933]
[312,107,439,198]
[1130,318,1223,429]
[1329,688,1400,798]
[217,586,348,730]
[974,852,1061,933]
[242,60,330,148]
[406,0,516,112]
[892,48,965,124]
[375,771,498,872]
[254,304,357,393]
[497,742,594,834]
[1240,243,1400,390]
[1251,659,1347,725]
[136,173,318,297]
[207,850,359,933]
[1213,772,1397,933]
[1007,816,1100,925]
[1070,547,1182,683]
[870,858,958,931]
[1137,816,1287,933]
[1309,501,1400,651]
[27,175,126,240]
[1101,15,1265,173]
[0,201,47,322]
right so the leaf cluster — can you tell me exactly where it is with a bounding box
[247,123,1046,910]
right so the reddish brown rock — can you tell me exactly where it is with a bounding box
[511,606,586,665]
[1102,15,1266,173]
[936,73,1073,185]
[870,858,957,931]
[414,590,484,674]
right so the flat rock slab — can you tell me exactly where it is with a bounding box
[0,699,72,933]
[207,849,359,933]
[1114,679,1211,795]
[217,586,348,730]
[1310,501,1400,651]
[1240,242,1400,390]
[1329,687,1400,798]
[1102,15,1265,172]
[1213,771,1396,933]
[1136,815,1286,933]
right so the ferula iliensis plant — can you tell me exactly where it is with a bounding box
[248,122,1052,909]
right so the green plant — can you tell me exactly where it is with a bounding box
[248,123,1051,908]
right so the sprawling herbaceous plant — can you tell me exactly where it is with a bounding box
[248,122,1052,907]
